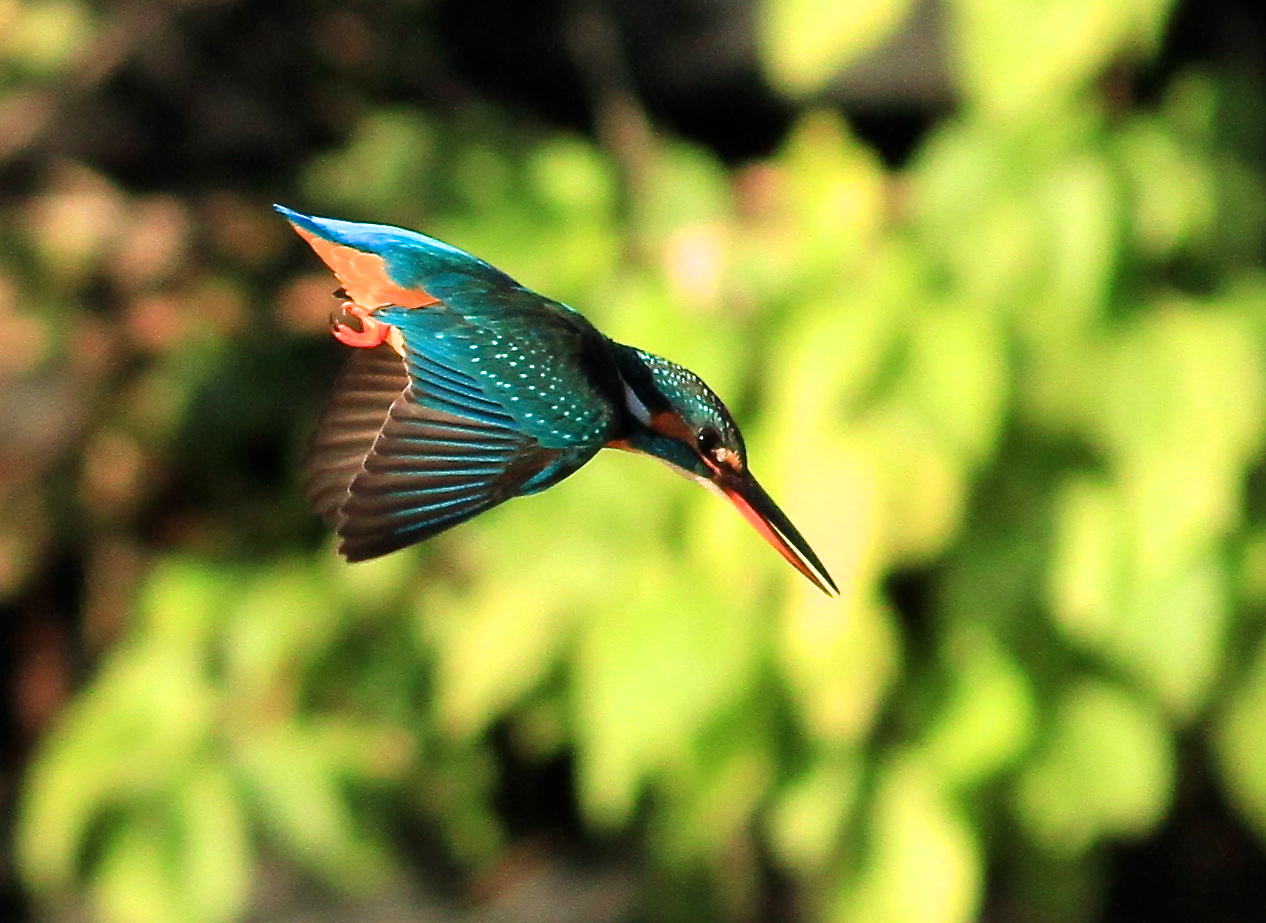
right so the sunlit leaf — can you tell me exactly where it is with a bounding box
[176,764,251,923]
[1051,501,1228,724]
[760,0,917,97]
[1048,476,1125,653]
[903,303,1007,466]
[2,0,96,76]
[949,0,1174,120]
[778,586,899,746]
[1026,149,1119,339]
[865,409,967,561]
[1098,309,1264,505]
[838,756,981,923]
[529,136,617,218]
[1116,116,1217,258]
[573,559,761,825]
[641,141,733,245]
[138,558,231,652]
[1115,553,1228,720]
[780,112,888,278]
[19,643,215,893]
[655,719,776,864]
[423,565,580,738]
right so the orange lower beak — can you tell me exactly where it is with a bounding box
[721,472,838,596]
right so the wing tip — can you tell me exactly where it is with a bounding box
[337,530,423,563]
[338,543,375,564]
[274,203,322,235]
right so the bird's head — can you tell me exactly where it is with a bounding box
[613,347,838,596]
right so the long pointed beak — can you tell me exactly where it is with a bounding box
[720,471,839,597]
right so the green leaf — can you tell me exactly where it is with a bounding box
[1097,309,1265,490]
[19,643,215,893]
[769,752,862,874]
[920,626,1035,787]
[1026,150,1119,340]
[779,112,888,279]
[225,563,339,698]
[1115,115,1216,259]
[903,304,1007,466]
[655,720,776,864]
[1048,476,1126,654]
[422,553,589,739]
[777,590,899,746]
[1049,475,1234,720]
[863,407,968,561]
[93,818,182,923]
[1015,680,1174,852]
[640,141,732,243]
[239,725,391,890]
[528,136,616,219]
[138,557,233,652]
[1216,635,1266,843]
[3,0,97,77]
[1116,555,1228,720]
[301,109,435,221]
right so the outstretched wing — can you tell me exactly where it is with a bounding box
[305,342,570,562]
[306,344,408,524]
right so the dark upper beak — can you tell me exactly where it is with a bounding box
[718,470,839,597]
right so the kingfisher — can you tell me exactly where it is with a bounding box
[277,206,837,595]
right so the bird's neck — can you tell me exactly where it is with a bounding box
[609,343,669,429]
[605,344,702,476]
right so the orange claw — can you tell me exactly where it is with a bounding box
[330,301,389,348]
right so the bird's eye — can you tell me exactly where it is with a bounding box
[697,427,721,456]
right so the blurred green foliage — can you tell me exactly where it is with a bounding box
[6,0,1266,922]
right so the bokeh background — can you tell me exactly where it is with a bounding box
[3,1,1266,921]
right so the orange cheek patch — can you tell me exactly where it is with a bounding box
[650,411,694,443]
[293,225,441,310]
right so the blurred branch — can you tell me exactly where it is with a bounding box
[563,0,655,244]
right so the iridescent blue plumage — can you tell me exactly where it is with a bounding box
[274,205,514,300]
[281,206,838,595]
[376,302,614,450]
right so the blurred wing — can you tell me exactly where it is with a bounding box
[306,344,408,523]
[305,343,565,562]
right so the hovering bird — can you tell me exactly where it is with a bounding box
[277,205,837,595]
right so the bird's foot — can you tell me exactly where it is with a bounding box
[330,301,388,348]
